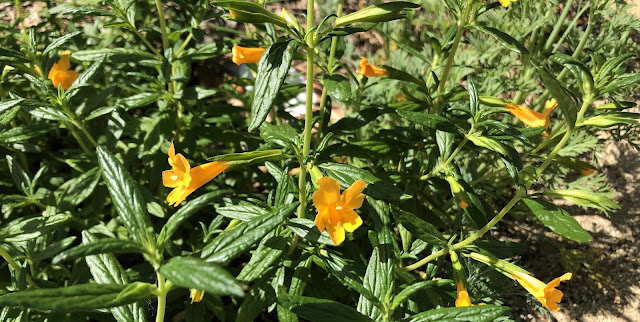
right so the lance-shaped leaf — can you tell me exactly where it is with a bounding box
[43,31,82,56]
[334,1,419,27]
[579,112,640,128]
[357,227,395,320]
[278,293,373,322]
[52,238,148,264]
[201,202,298,264]
[160,257,244,297]
[287,218,334,245]
[476,26,529,55]
[82,231,147,322]
[407,305,510,322]
[397,110,458,133]
[391,279,453,312]
[236,232,288,283]
[390,206,446,246]
[249,40,299,131]
[539,67,578,127]
[0,283,156,311]
[0,214,69,242]
[523,198,592,243]
[212,0,287,27]
[72,48,156,62]
[157,190,232,248]
[97,146,154,246]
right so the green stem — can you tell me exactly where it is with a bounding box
[68,124,93,155]
[154,0,170,52]
[543,0,575,51]
[432,0,473,113]
[406,99,593,271]
[0,244,38,288]
[317,0,344,140]
[155,272,167,322]
[532,6,594,108]
[174,33,194,58]
[420,129,472,180]
[552,2,591,53]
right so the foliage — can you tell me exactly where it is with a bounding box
[0,0,638,321]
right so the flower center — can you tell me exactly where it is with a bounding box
[171,175,179,181]
[335,205,343,210]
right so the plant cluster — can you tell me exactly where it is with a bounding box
[0,0,638,321]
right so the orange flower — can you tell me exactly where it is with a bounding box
[499,0,517,7]
[505,99,557,136]
[580,167,596,176]
[231,44,266,65]
[455,282,473,307]
[190,289,204,303]
[313,177,367,245]
[48,50,78,90]
[229,9,238,19]
[357,57,387,77]
[512,271,572,311]
[162,142,229,207]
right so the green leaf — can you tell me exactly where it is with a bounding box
[259,123,299,149]
[0,214,69,242]
[160,257,243,297]
[358,227,395,320]
[539,67,578,127]
[97,146,154,246]
[157,190,231,248]
[207,149,284,165]
[43,32,82,56]
[0,283,156,311]
[0,99,24,114]
[0,47,29,65]
[549,54,593,92]
[579,112,640,128]
[212,0,287,27]
[545,189,620,215]
[391,279,453,311]
[407,305,510,322]
[522,198,592,243]
[277,293,373,322]
[6,155,31,195]
[57,167,101,210]
[319,162,410,201]
[249,40,299,131]
[287,218,334,245]
[390,206,446,246]
[72,48,156,62]
[0,124,55,144]
[323,74,352,101]
[334,1,419,27]
[467,77,479,117]
[32,237,77,262]
[82,232,147,322]
[52,238,148,264]
[116,92,162,110]
[596,53,636,83]
[216,202,266,221]
[476,26,529,54]
[236,232,288,283]
[27,106,72,122]
[201,202,298,264]
[321,253,381,309]
[600,73,640,95]
[397,110,458,133]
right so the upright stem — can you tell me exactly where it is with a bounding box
[420,127,473,180]
[317,0,344,139]
[543,0,575,52]
[155,272,167,322]
[0,245,38,288]
[154,0,170,52]
[432,0,473,113]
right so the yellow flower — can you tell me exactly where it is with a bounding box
[511,271,572,311]
[499,0,517,7]
[280,8,294,25]
[229,9,238,19]
[313,177,367,245]
[505,99,557,137]
[162,142,229,207]
[455,282,473,307]
[231,44,266,65]
[190,289,204,303]
[48,50,78,90]
[357,57,387,77]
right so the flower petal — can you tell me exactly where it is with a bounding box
[162,170,182,188]
[505,104,549,129]
[340,210,363,233]
[326,223,345,245]
[340,180,366,210]
[313,177,341,210]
